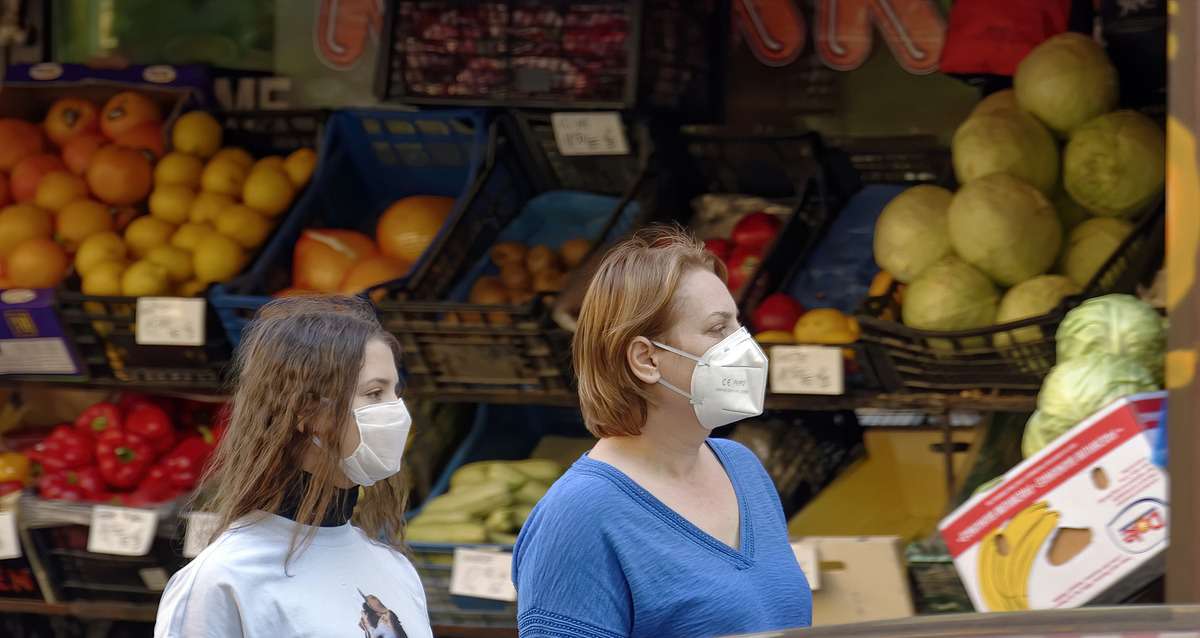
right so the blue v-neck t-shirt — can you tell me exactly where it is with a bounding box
[512,438,813,638]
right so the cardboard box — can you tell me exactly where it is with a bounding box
[0,290,82,376]
[793,536,915,626]
[939,393,1168,612]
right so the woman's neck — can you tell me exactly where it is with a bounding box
[592,409,709,479]
[276,471,358,527]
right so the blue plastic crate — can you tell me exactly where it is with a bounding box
[209,108,488,347]
[406,404,592,628]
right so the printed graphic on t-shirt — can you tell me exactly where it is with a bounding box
[358,589,407,638]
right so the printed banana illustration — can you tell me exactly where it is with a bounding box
[976,502,1059,612]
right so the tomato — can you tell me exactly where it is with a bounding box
[751,293,805,333]
[731,211,782,252]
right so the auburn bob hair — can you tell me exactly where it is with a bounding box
[196,295,408,561]
[573,225,726,438]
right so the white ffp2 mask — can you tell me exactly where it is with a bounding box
[651,326,768,430]
[340,399,412,486]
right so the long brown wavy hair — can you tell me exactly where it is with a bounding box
[197,295,409,562]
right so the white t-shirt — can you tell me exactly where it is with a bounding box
[155,512,432,638]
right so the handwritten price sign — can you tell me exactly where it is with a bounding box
[770,345,844,395]
[449,548,517,602]
[0,512,21,560]
[551,112,630,156]
[88,506,158,556]
[135,297,206,346]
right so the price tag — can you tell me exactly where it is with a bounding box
[0,512,21,560]
[551,112,630,156]
[88,506,157,556]
[449,548,517,602]
[183,512,222,559]
[770,345,844,395]
[135,297,206,346]
[791,541,821,591]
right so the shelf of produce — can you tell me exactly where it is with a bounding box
[0,376,226,399]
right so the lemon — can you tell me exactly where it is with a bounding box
[76,231,127,273]
[171,222,215,252]
[146,245,194,283]
[149,184,195,224]
[210,147,253,169]
[34,171,88,212]
[242,166,295,217]
[176,280,208,297]
[154,152,204,188]
[81,260,126,296]
[214,205,273,249]
[124,215,177,259]
[121,259,172,296]
[283,148,317,187]
[200,159,247,197]
[56,199,114,251]
[189,191,233,224]
[172,111,222,158]
[253,155,285,174]
[193,232,247,283]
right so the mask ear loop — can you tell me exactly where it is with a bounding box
[649,340,706,406]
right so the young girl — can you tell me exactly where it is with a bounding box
[155,296,431,638]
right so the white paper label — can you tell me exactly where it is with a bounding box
[770,345,844,395]
[551,112,630,156]
[791,541,820,591]
[135,297,206,346]
[0,512,21,560]
[0,338,78,374]
[449,548,517,602]
[183,512,221,559]
[88,506,157,556]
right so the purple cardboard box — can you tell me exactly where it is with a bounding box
[0,289,83,376]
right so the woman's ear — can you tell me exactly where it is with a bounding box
[627,336,660,384]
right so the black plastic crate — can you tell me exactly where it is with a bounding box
[376,115,650,400]
[28,525,185,604]
[856,202,1166,394]
[376,0,727,117]
[508,110,651,195]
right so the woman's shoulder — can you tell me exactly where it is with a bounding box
[537,459,640,517]
[709,437,763,469]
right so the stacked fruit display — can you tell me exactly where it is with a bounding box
[702,211,783,295]
[871,34,1164,341]
[0,97,315,296]
[407,458,564,544]
[23,394,226,506]
[285,195,454,297]
[466,238,590,306]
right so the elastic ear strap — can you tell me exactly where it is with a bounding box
[657,377,699,405]
[651,340,704,364]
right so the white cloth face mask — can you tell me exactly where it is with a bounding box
[651,326,768,430]
[334,399,412,487]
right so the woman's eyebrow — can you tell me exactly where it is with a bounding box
[707,311,734,321]
[359,377,391,387]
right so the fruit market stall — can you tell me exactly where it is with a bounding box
[0,0,1191,636]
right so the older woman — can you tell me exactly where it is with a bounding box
[513,226,812,638]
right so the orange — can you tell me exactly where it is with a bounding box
[11,154,67,203]
[293,229,377,293]
[242,166,295,217]
[34,171,88,211]
[81,260,125,296]
[376,195,455,263]
[56,199,114,251]
[62,133,107,176]
[339,255,411,295]
[210,147,253,169]
[0,204,54,257]
[283,148,317,187]
[44,98,99,147]
[154,152,204,188]
[99,92,162,140]
[171,222,215,252]
[172,111,223,158]
[146,245,194,283]
[114,122,165,160]
[121,259,171,296]
[214,205,272,248]
[149,185,196,224]
[253,156,285,173]
[200,159,247,197]
[7,238,69,288]
[75,232,127,274]
[86,145,152,206]
[124,215,177,259]
[193,233,247,284]
[0,119,45,171]
[189,191,233,224]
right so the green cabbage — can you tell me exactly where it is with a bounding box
[1060,217,1133,287]
[994,275,1081,347]
[873,185,954,283]
[902,256,999,331]
[1056,294,1166,383]
[1021,410,1079,458]
[971,90,1017,117]
[952,109,1059,193]
[1063,110,1165,218]
[1052,187,1092,235]
[948,173,1062,286]
[1037,353,1158,424]
[1014,33,1119,136]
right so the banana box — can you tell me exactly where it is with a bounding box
[939,392,1168,612]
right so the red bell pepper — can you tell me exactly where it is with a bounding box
[27,425,94,471]
[95,429,154,490]
[119,466,182,506]
[125,403,175,455]
[37,467,108,502]
[160,426,219,491]
[74,402,122,436]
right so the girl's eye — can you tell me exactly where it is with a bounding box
[365,389,383,399]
